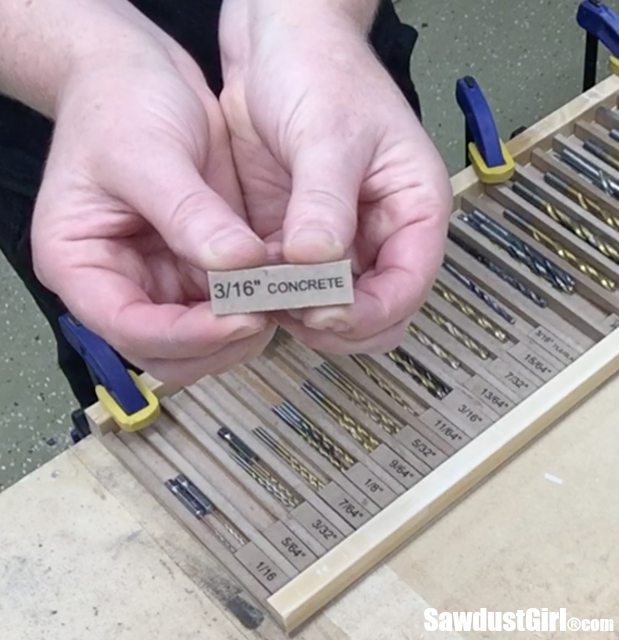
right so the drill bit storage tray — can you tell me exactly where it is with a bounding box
[88,75,619,633]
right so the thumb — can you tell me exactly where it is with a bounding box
[283,142,364,263]
[117,154,265,271]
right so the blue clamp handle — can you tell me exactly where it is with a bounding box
[455,76,504,169]
[59,313,147,415]
[577,0,619,58]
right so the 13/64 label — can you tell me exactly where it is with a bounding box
[209,260,354,315]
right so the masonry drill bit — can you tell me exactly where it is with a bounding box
[557,146,619,199]
[433,281,508,342]
[254,427,326,490]
[460,209,576,293]
[407,323,462,369]
[583,139,619,172]
[387,347,452,399]
[218,427,301,509]
[443,261,515,324]
[422,304,490,360]
[349,355,418,417]
[543,171,619,229]
[503,209,616,291]
[450,234,548,307]
[512,181,619,264]
[317,361,402,435]
[274,401,356,471]
[301,381,379,452]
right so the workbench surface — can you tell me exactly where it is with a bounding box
[2,376,619,640]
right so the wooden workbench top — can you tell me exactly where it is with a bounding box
[2,375,619,640]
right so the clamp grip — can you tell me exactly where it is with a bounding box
[455,76,515,184]
[59,314,160,432]
[577,1,619,89]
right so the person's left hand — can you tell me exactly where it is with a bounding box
[219,0,452,354]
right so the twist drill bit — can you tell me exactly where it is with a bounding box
[274,401,356,471]
[176,474,248,548]
[350,355,418,416]
[543,171,619,229]
[443,260,515,324]
[583,139,619,172]
[422,304,490,360]
[217,427,301,508]
[302,381,379,452]
[387,347,452,399]
[460,209,576,293]
[254,427,326,490]
[512,182,619,264]
[609,128,619,143]
[503,209,616,291]
[407,323,462,369]
[317,362,401,435]
[433,281,508,342]
[558,147,619,199]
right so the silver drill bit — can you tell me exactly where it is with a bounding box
[558,146,619,199]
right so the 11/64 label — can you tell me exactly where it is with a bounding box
[209,260,354,315]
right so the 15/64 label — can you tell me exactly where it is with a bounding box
[209,260,354,315]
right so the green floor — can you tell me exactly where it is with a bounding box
[0,0,605,490]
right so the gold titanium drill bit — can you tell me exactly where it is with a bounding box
[254,427,326,490]
[503,209,617,291]
[301,381,380,452]
[422,305,491,360]
[407,323,463,369]
[512,182,619,264]
[316,362,402,435]
[349,355,419,417]
[274,401,356,471]
[387,347,451,400]
[543,171,619,229]
[432,281,509,342]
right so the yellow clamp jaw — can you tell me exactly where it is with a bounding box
[468,140,515,184]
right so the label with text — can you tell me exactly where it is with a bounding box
[318,483,372,528]
[263,521,317,571]
[370,443,422,487]
[290,500,345,549]
[235,542,290,592]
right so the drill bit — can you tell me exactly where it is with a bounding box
[407,323,463,369]
[433,281,509,342]
[512,181,619,264]
[460,209,576,293]
[543,171,619,229]
[350,355,418,417]
[450,234,548,307]
[443,260,515,324]
[609,128,619,144]
[218,427,301,508]
[422,304,491,360]
[583,139,619,172]
[274,401,356,471]
[557,146,619,199]
[387,347,452,399]
[302,381,380,452]
[254,427,326,490]
[503,209,616,291]
[317,361,402,435]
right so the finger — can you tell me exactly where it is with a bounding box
[299,213,448,339]
[276,313,408,354]
[128,325,276,385]
[283,141,367,263]
[50,265,269,360]
[111,151,266,271]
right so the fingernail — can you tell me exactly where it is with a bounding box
[286,229,343,258]
[203,230,262,265]
[231,321,264,340]
[305,317,351,333]
[288,310,305,321]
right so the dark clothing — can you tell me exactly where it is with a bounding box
[0,0,419,407]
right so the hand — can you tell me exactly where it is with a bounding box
[219,0,452,354]
[32,36,275,384]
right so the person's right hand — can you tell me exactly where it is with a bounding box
[32,35,275,385]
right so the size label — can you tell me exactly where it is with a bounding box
[263,522,316,571]
[371,443,422,488]
[464,376,515,415]
[529,325,578,364]
[345,462,398,507]
[420,409,470,449]
[509,342,559,382]
[290,501,345,549]
[209,260,354,315]
[394,427,447,469]
[235,543,290,592]
[318,483,372,528]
